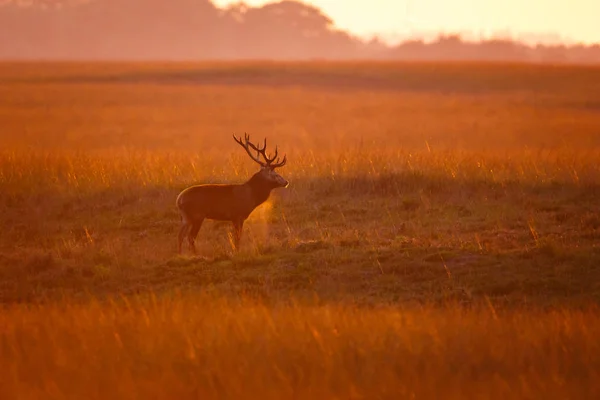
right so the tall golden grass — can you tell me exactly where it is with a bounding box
[1,293,599,400]
[1,146,598,194]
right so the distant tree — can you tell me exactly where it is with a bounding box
[257,0,334,35]
[228,0,358,59]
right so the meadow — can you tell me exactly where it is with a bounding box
[1,61,599,398]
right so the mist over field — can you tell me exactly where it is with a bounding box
[1,0,600,63]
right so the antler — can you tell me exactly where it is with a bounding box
[233,133,265,166]
[233,133,287,168]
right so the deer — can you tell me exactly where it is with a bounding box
[176,133,288,255]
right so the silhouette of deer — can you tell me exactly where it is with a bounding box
[176,134,288,255]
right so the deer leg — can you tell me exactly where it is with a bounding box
[178,219,190,255]
[232,220,244,251]
[188,219,204,255]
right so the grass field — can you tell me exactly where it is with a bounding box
[1,61,600,398]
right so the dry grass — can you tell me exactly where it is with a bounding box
[1,62,600,398]
[1,146,598,306]
[2,293,600,400]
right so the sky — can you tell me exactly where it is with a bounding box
[213,0,600,45]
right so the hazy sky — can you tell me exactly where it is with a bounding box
[213,0,600,44]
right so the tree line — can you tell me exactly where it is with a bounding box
[1,0,599,63]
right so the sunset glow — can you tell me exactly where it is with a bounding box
[213,0,600,44]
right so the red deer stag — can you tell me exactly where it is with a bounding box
[176,134,288,254]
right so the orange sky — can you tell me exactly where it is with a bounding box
[213,0,600,45]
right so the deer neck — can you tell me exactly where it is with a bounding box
[246,172,274,207]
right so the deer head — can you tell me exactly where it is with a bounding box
[233,133,289,188]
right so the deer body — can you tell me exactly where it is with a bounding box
[177,134,288,254]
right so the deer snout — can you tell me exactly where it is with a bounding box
[273,173,289,188]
